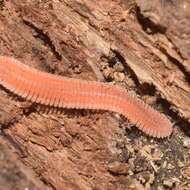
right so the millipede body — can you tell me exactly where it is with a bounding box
[0,56,173,138]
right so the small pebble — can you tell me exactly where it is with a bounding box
[183,137,190,148]
[113,72,125,82]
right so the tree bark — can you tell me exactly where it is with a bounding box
[0,0,190,190]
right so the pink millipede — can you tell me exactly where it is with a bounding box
[0,56,173,138]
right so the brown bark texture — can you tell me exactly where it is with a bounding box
[0,0,190,190]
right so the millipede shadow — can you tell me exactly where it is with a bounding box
[1,83,107,119]
[32,103,106,120]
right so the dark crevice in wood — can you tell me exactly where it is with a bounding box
[160,48,190,83]
[157,98,190,137]
[23,20,62,61]
[31,47,56,74]
[177,120,190,137]
[0,0,5,10]
[136,6,166,34]
[137,82,156,96]
[0,121,15,131]
[111,49,140,86]
[40,177,56,190]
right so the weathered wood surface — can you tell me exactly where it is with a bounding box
[0,0,190,189]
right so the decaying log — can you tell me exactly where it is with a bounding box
[0,0,190,189]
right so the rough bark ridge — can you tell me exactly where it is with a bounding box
[0,0,190,190]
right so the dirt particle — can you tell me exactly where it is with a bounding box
[113,72,125,82]
[183,137,190,148]
[163,178,180,189]
[107,161,130,175]
[136,171,154,190]
[181,167,190,179]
